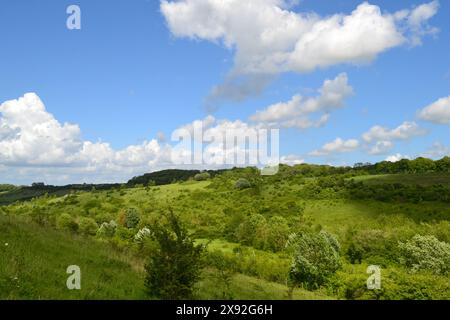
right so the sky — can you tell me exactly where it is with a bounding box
[0,0,449,185]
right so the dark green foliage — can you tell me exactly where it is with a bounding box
[124,208,140,229]
[128,169,202,186]
[144,211,205,299]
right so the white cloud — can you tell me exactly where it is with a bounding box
[362,121,426,143]
[161,0,439,76]
[250,73,353,129]
[385,153,411,162]
[280,155,304,166]
[418,95,450,124]
[421,142,450,159]
[368,140,394,155]
[0,93,173,183]
[309,138,360,157]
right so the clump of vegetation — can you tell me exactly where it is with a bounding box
[119,208,141,229]
[56,213,78,232]
[97,220,117,238]
[398,235,450,275]
[234,178,251,190]
[287,231,342,290]
[194,172,211,181]
[144,211,205,299]
[78,217,98,236]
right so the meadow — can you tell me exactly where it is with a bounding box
[1,158,449,300]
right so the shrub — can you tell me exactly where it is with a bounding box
[194,172,211,181]
[97,220,117,238]
[398,235,450,275]
[56,213,79,232]
[287,231,342,289]
[78,217,98,236]
[124,208,140,229]
[234,178,251,190]
[144,211,205,299]
[134,227,152,243]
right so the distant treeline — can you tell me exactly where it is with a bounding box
[0,183,121,206]
[353,157,450,174]
[126,169,228,187]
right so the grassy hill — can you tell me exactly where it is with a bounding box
[0,214,331,300]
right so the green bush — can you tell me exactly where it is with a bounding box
[56,213,79,232]
[124,208,141,229]
[398,235,450,275]
[287,231,342,289]
[194,172,211,181]
[235,178,251,190]
[78,217,98,236]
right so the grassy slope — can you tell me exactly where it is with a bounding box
[0,215,146,300]
[0,214,331,300]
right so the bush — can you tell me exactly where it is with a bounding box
[398,235,450,275]
[144,211,205,299]
[234,178,251,190]
[287,231,342,289]
[123,208,140,229]
[97,220,117,238]
[78,217,98,236]
[194,172,211,181]
[56,213,79,232]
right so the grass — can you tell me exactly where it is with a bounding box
[0,215,146,300]
[196,270,334,300]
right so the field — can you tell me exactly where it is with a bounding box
[1,162,450,300]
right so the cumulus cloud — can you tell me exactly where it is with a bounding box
[280,155,305,166]
[161,0,439,102]
[421,142,450,159]
[418,95,450,124]
[385,153,411,162]
[362,121,426,156]
[362,121,426,143]
[0,93,173,183]
[250,73,353,129]
[309,138,360,157]
[368,140,394,155]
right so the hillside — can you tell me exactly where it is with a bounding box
[1,160,450,300]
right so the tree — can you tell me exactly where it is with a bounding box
[144,210,205,299]
[287,231,341,290]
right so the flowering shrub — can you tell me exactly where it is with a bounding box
[134,227,152,243]
[398,235,450,275]
[97,220,118,238]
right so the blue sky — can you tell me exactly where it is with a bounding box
[0,0,449,184]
